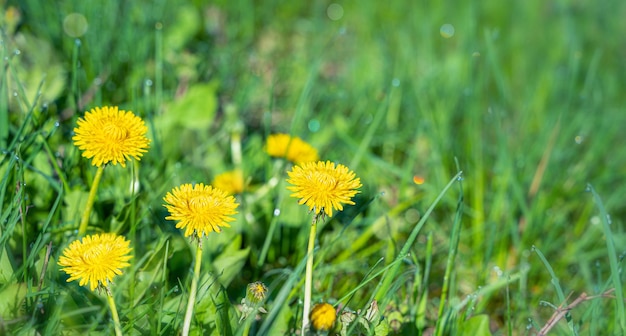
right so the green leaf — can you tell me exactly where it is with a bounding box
[162,82,219,131]
[459,315,492,336]
[63,188,89,228]
[0,246,14,284]
[0,283,27,318]
[212,234,249,287]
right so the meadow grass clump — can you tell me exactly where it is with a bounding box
[1,1,626,335]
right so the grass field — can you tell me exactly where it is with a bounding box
[1,1,625,335]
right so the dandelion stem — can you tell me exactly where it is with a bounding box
[106,287,123,336]
[182,240,203,336]
[302,212,320,334]
[77,165,104,236]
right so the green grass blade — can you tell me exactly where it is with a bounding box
[374,170,463,304]
[587,184,625,334]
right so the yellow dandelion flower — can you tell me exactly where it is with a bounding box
[58,233,132,291]
[310,302,336,331]
[286,161,362,217]
[73,106,150,167]
[212,170,245,195]
[163,183,239,238]
[265,133,319,164]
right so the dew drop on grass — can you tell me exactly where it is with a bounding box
[391,78,400,87]
[273,208,281,216]
[531,245,536,252]
[145,79,153,87]
[74,39,82,47]
[575,135,584,144]
[606,214,612,225]
[54,121,60,127]
[13,49,20,55]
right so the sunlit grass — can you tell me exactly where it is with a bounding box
[1,0,625,335]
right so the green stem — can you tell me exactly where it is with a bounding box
[106,286,123,336]
[301,212,320,334]
[77,165,105,236]
[182,240,203,336]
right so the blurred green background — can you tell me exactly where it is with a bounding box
[1,0,625,334]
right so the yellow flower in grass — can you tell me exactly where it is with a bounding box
[212,170,244,195]
[58,233,132,291]
[287,161,361,217]
[163,183,239,238]
[73,106,150,167]
[310,302,336,331]
[266,133,319,164]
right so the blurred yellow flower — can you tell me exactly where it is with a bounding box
[163,183,239,238]
[212,170,244,195]
[310,302,336,331]
[58,233,132,291]
[287,161,361,217]
[265,133,319,164]
[73,106,150,167]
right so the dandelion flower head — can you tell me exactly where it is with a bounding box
[73,106,150,167]
[212,170,245,195]
[163,183,239,238]
[310,302,336,331]
[286,161,361,217]
[265,133,319,164]
[58,233,132,291]
[245,281,268,305]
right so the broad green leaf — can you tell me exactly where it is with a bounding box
[459,315,492,336]
[212,234,250,287]
[0,283,27,318]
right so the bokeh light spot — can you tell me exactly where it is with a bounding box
[63,13,88,38]
[327,4,344,21]
[308,119,321,132]
[440,24,455,38]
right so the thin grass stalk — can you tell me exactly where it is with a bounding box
[77,165,104,236]
[156,241,169,335]
[434,175,464,335]
[375,171,463,303]
[182,240,203,336]
[587,184,626,334]
[533,246,575,334]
